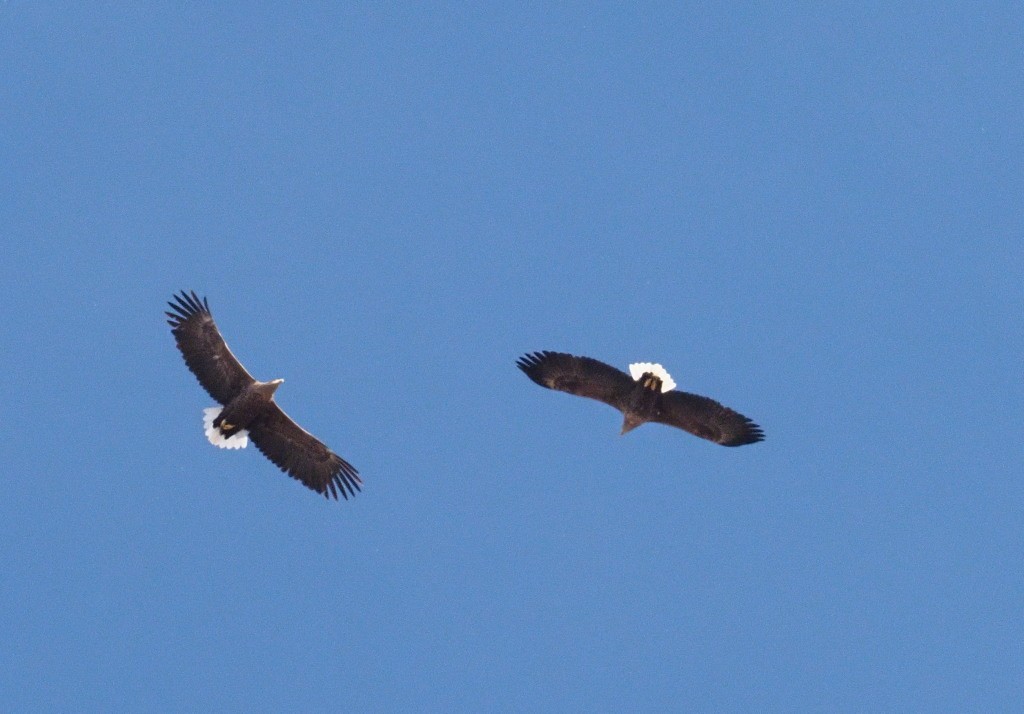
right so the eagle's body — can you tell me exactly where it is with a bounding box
[618,372,664,435]
[517,351,763,446]
[214,379,282,438]
[166,291,361,500]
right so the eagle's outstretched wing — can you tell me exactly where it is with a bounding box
[516,351,635,412]
[166,291,254,405]
[653,390,764,446]
[248,403,362,500]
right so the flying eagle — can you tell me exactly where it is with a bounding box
[166,291,361,500]
[516,351,764,446]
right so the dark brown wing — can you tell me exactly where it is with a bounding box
[654,390,764,446]
[516,351,636,412]
[248,403,361,500]
[166,291,255,405]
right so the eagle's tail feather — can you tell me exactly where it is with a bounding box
[628,362,676,392]
[203,406,249,449]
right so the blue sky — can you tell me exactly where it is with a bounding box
[2,3,1021,711]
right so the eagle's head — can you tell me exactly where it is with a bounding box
[621,413,645,435]
[255,378,285,396]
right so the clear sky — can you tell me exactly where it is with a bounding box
[2,3,1021,711]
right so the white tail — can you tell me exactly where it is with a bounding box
[628,362,676,392]
[203,407,249,449]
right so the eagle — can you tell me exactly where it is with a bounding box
[516,351,764,446]
[166,291,361,500]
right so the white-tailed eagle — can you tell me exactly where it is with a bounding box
[517,351,763,446]
[166,291,361,500]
